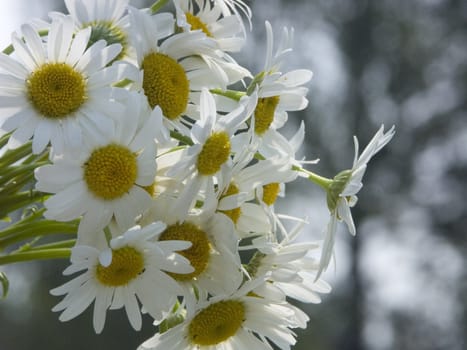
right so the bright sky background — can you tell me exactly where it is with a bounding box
[0,1,59,49]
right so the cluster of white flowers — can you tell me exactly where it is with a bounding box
[0,0,394,349]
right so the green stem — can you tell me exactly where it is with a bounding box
[0,248,71,265]
[170,130,194,146]
[246,71,265,96]
[21,149,49,165]
[2,208,46,230]
[28,239,76,251]
[0,190,47,219]
[0,133,11,149]
[0,220,78,249]
[150,0,170,14]
[0,173,35,196]
[210,89,246,101]
[113,78,133,88]
[0,162,48,187]
[254,152,266,161]
[292,165,333,190]
[2,44,13,55]
[0,141,33,167]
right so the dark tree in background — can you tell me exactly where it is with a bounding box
[1,1,466,349]
[248,1,467,349]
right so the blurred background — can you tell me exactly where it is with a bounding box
[1,0,466,349]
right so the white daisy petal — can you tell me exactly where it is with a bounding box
[31,119,53,154]
[93,287,112,334]
[7,117,39,149]
[20,24,45,66]
[123,286,142,331]
[66,27,92,67]
[0,53,29,78]
[11,31,38,72]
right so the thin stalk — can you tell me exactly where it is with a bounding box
[28,239,76,251]
[0,248,71,265]
[210,89,246,101]
[150,0,170,14]
[0,142,33,167]
[170,130,194,146]
[0,191,47,219]
[292,165,333,190]
[0,133,11,149]
[4,207,46,229]
[246,71,265,96]
[0,173,36,196]
[21,149,49,165]
[0,221,77,249]
[0,162,48,187]
[113,78,133,88]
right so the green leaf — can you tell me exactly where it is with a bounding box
[0,271,9,299]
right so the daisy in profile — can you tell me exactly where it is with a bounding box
[167,88,257,219]
[246,225,332,305]
[50,0,134,62]
[0,17,124,155]
[252,21,313,159]
[139,279,304,350]
[173,0,252,29]
[35,92,160,245]
[317,125,395,277]
[175,0,248,53]
[50,222,194,334]
[139,196,244,301]
[128,7,242,134]
[173,0,252,88]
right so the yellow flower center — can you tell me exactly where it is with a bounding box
[196,132,231,176]
[254,96,280,135]
[262,182,280,206]
[83,144,138,200]
[219,183,241,224]
[142,52,189,120]
[27,63,87,119]
[83,20,127,61]
[185,12,212,37]
[95,246,145,286]
[188,300,245,346]
[159,222,210,281]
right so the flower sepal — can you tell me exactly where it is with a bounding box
[326,169,352,212]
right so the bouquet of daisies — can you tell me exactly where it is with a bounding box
[0,0,394,348]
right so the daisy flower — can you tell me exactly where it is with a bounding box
[139,196,244,301]
[217,156,297,238]
[173,0,252,87]
[175,0,247,52]
[50,222,194,334]
[252,21,313,159]
[35,92,160,245]
[49,0,134,62]
[0,17,124,154]
[246,224,332,304]
[139,279,305,350]
[318,125,395,277]
[167,88,257,219]
[128,7,246,136]
[173,0,252,29]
